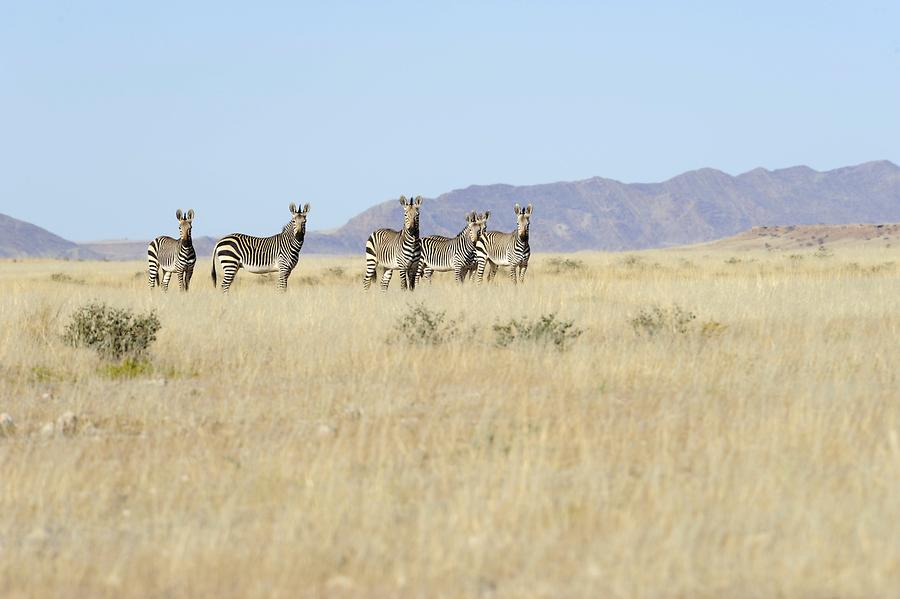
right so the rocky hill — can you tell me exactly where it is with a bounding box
[305,160,900,253]
[0,213,101,259]
[700,223,900,251]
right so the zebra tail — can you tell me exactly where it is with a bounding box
[211,254,217,288]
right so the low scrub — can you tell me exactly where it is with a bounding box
[630,304,697,337]
[547,257,585,274]
[395,304,462,346]
[493,313,583,350]
[50,273,85,285]
[64,301,161,361]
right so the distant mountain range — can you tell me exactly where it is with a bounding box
[2,160,899,259]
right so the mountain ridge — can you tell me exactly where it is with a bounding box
[2,160,899,258]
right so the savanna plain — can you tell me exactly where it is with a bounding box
[1,246,898,598]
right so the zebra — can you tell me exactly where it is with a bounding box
[211,202,310,292]
[148,209,196,292]
[363,195,423,291]
[416,210,490,284]
[475,203,532,285]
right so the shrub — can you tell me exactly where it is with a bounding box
[630,305,697,337]
[396,303,461,345]
[547,258,585,274]
[64,301,161,360]
[493,313,582,350]
[50,273,85,285]
[621,255,643,268]
[814,245,833,258]
[700,321,728,338]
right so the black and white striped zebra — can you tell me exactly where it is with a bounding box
[416,210,490,284]
[211,203,310,293]
[363,195,423,291]
[475,203,532,285]
[148,209,196,292]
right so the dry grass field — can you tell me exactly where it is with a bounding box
[1,246,899,598]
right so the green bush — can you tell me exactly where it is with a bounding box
[493,313,582,350]
[64,301,161,360]
[396,303,461,345]
[630,305,697,336]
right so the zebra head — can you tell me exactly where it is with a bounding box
[513,203,532,241]
[398,195,423,234]
[288,202,311,239]
[464,211,481,242]
[476,211,491,238]
[175,209,194,241]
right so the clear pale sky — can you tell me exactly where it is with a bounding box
[2,1,898,241]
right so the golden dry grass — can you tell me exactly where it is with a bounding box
[1,246,899,597]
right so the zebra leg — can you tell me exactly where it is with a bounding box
[147,255,158,288]
[399,267,409,290]
[487,263,499,282]
[475,257,487,284]
[380,268,393,291]
[220,265,239,293]
[363,255,378,291]
[161,271,173,292]
[178,271,186,291]
[405,262,418,291]
[508,265,518,285]
[183,266,194,291]
[277,268,291,291]
[518,263,528,284]
[425,268,436,283]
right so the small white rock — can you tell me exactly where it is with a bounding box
[56,412,78,436]
[0,413,14,437]
[40,422,55,438]
[316,423,335,438]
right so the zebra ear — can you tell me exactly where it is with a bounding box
[514,203,521,216]
[302,203,310,214]
[467,211,475,222]
[289,202,297,214]
[415,196,423,206]
[525,204,533,216]
[483,210,491,221]
[398,196,407,207]
[186,209,194,221]
[176,209,183,221]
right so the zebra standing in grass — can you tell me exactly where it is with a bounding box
[416,210,490,284]
[211,203,310,292]
[475,203,532,285]
[148,209,196,292]
[363,195,423,291]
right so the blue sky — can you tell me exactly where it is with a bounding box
[2,1,898,240]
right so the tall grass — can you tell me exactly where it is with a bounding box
[0,247,898,597]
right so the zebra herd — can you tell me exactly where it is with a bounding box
[147,196,532,292]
